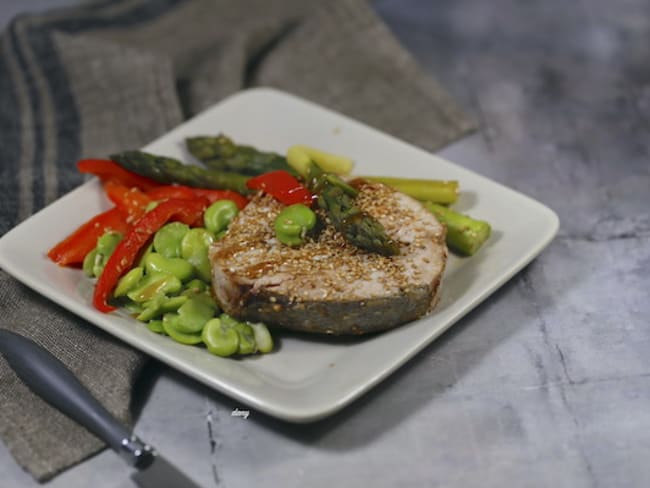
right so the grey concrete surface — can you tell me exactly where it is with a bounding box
[2,0,650,487]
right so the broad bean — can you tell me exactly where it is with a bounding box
[162,313,203,345]
[136,294,188,322]
[202,318,239,357]
[203,200,239,234]
[144,253,194,282]
[127,273,182,303]
[219,313,257,354]
[136,242,154,268]
[173,294,217,333]
[113,267,144,297]
[97,231,123,256]
[84,231,123,277]
[181,228,214,282]
[274,204,316,246]
[182,279,208,295]
[153,222,189,258]
[147,320,165,334]
[82,249,97,277]
[234,321,256,354]
[249,322,274,353]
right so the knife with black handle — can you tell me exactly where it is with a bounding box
[0,328,202,488]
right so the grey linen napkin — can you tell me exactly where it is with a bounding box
[0,0,474,481]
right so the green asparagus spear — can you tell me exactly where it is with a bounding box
[422,201,491,256]
[307,163,400,256]
[110,150,251,195]
[186,134,295,176]
[361,176,459,204]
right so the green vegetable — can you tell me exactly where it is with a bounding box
[136,242,154,268]
[113,267,144,297]
[362,176,459,204]
[202,318,240,357]
[144,253,194,282]
[162,313,203,345]
[126,273,182,303]
[122,300,144,315]
[96,231,122,257]
[82,249,97,277]
[84,231,123,278]
[181,228,214,282]
[218,313,239,328]
[136,295,188,322]
[233,321,256,355]
[186,134,295,176]
[307,163,399,256]
[147,320,165,334]
[159,295,189,313]
[218,314,256,354]
[136,301,162,322]
[287,145,353,176]
[173,294,217,333]
[153,222,189,258]
[203,200,239,234]
[182,279,208,295]
[110,150,251,194]
[422,201,491,256]
[249,322,274,353]
[274,203,317,246]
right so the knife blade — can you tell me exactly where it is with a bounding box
[0,328,202,488]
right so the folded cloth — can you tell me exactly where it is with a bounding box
[0,0,474,481]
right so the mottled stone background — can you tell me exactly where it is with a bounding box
[1,0,649,487]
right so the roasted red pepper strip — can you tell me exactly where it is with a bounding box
[77,159,160,191]
[190,188,249,209]
[92,198,208,313]
[103,180,152,221]
[146,185,249,209]
[47,207,130,266]
[145,185,196,201]
[246,170,312,206]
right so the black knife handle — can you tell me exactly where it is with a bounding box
[0,329,154,468]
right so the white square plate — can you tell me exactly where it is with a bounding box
[0,88,558,422]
